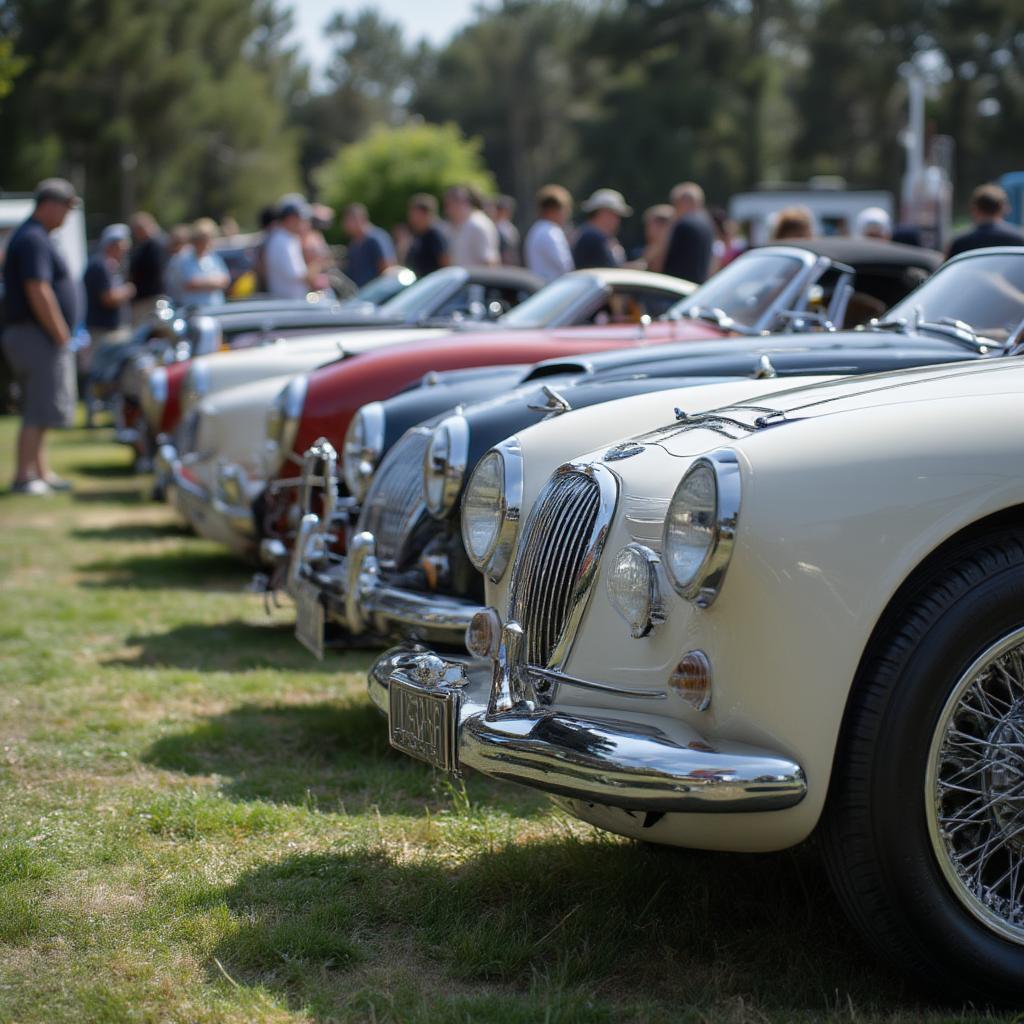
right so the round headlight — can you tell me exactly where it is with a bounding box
[662,451,740,607]
[606,543,662,638]
[342,402,385,502]
[264,374,308,476]
[181,360,210,416]
[461,439,523,583]
[141,366,168,428]
[424,415,470,519]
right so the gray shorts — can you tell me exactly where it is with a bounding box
[1,322,77,429]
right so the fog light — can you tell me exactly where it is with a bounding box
[669,650,713,711]
[466,607,502,659]
[606,543,662,638]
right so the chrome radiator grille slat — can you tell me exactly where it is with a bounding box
[357,429,430,568]
[510,470,603,668]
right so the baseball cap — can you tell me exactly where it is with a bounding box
[581,188,633,217]
[34,177,81,207]
[277,193,312,220]
[99,223,130,248]
[855,206,892,237]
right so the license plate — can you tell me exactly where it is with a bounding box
[388,678,460,772]
[293,578,325,660]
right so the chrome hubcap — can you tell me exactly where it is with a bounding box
[927,627,1024,943]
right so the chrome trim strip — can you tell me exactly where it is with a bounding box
[529,665,666,701]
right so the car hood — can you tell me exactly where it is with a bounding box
[646,355,1024,458]
[195,327,450,390]
[193,373,295,475]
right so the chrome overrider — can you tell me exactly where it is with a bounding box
[341,531,482,644]
[289,434,482,644]
[368,617,808,813]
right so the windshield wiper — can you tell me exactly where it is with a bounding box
[915,316,993,353]
[683,305,734,329]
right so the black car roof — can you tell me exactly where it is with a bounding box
[779,237,943,272]
[461,265,545,292]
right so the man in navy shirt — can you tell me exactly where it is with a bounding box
[572,189,631,270]
[343,203,396,287]
[1,178,80,494]
[405,194,448,277]
[661,182,714,284]
[947,184,1024,259]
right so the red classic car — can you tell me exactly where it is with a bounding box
[256,240,938,546]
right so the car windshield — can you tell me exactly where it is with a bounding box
[379,267,468,319]
[667,252,807,329]
[498,274,599,329]
[349,268,417,307]
[883,252,1024,344]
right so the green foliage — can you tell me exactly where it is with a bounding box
[315,122,497,232]
[0,37,28,102]
[0,0,301,227]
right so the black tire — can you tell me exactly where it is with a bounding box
[822,531,1024,1002]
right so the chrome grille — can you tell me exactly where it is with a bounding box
[357,429,429,568]
[510,469,604,668]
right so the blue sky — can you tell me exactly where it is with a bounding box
[289,0,478,76]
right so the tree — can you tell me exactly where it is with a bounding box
[0,37,27,104]
[314,121,496,232]
[413,1,591,215]
[290,6,429,184]
[0,0,302,226]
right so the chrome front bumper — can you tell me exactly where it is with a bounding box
[297,528,480,646]
[168,458,257,556]
[368,626,808,814]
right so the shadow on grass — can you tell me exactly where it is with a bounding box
[72,460,137,478]
[72,522,189,542]
[110,619,344,671]
[72,486,149,505]
[141,696,544,817]
[205,841,925,1022]
[79,548,251,590]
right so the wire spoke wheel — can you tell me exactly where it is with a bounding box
[927,625,1024,944]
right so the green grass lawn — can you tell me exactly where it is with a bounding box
[0,417,1012,1023]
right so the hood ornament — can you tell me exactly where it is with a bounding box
[528,384,573,417]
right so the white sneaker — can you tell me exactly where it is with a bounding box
[10,478,51,496]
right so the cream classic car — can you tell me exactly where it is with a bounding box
[370,250,1024,995]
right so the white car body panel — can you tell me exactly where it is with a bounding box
[486,357,1024,851]
[184,327,453,409]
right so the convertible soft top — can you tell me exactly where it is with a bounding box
[782,236,943,272]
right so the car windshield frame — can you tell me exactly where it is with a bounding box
[665,247,821,334]
[378,266,469,320]
[881,249,1024,347]
[497,273,603,329]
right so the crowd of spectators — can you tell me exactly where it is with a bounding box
[2,172,1022,495]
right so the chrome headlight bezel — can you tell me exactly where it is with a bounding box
[264,374,308,476]
[180,360,210,418]
[342,402,385,502]
[141,365,168,428]
[460,438,523,584]
[424,414,470,519]
[662,449,741,608]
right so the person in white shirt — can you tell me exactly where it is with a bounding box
[265,196,316,299]
[179,219,229,307]
[444,186,499,267]
[524,184,574,282]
